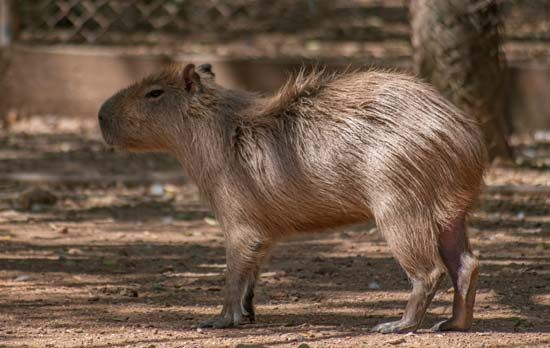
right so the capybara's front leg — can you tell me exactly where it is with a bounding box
[198,227,271,329]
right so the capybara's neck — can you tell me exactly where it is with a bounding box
[169,86,258,197]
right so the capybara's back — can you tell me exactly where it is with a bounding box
[234,70,486,234]
[99,64,487,332]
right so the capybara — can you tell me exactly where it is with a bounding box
[98,63,487,333]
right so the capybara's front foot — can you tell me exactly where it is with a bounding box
[371,319,419,334]
[198,313,242,329]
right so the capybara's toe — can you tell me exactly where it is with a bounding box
[372,319,418,334]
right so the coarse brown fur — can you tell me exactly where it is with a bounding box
[98,63,487,333]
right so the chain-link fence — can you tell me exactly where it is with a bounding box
[14,0,347,44]
[8,0,550,45]
[13,0,420,45]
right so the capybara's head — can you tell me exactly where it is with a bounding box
[98,63,216,152]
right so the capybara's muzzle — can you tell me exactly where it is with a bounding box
[98,98,117,145]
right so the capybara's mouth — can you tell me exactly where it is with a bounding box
[101,133,116,146]
[98,109,119,147]
[98,97,119,146]
[98,118,116,146]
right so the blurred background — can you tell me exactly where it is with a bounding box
[0,1,549,347]
[2,0,550,136]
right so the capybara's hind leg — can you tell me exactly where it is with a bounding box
[372,271,443,333]
[432,214,479,331]
[372,221,444,334]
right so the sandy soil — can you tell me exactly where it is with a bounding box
[0,116,549,348]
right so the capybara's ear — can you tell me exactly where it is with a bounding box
[198,63,215,78]
[183,63,201,92]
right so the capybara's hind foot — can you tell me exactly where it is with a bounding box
[431,318,471,332]
[371,319,418,334]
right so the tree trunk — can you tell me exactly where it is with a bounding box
[0,0,12,128]
[410,0,512,160]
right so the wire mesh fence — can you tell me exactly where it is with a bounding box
[14,0,342,44]
[15,0,414,44]
[10,0,550,45]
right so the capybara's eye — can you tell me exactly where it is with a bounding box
[145,89,164,99]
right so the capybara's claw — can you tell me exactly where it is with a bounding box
[372,320,418,334]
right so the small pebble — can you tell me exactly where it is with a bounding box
[17,187,58,210]
[149,183,165,196]
[14,274,31,282]
[204,217,219,226]
[388,338,406,345]
[67,248,83,255]
[161,216,174,224]
[368,281,381,290]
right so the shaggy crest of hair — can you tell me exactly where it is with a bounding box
[258,66,340,118]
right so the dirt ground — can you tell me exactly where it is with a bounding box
[0,116,549,348]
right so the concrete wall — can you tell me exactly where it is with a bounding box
[506,65,550,134]
[2,45,549,134]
